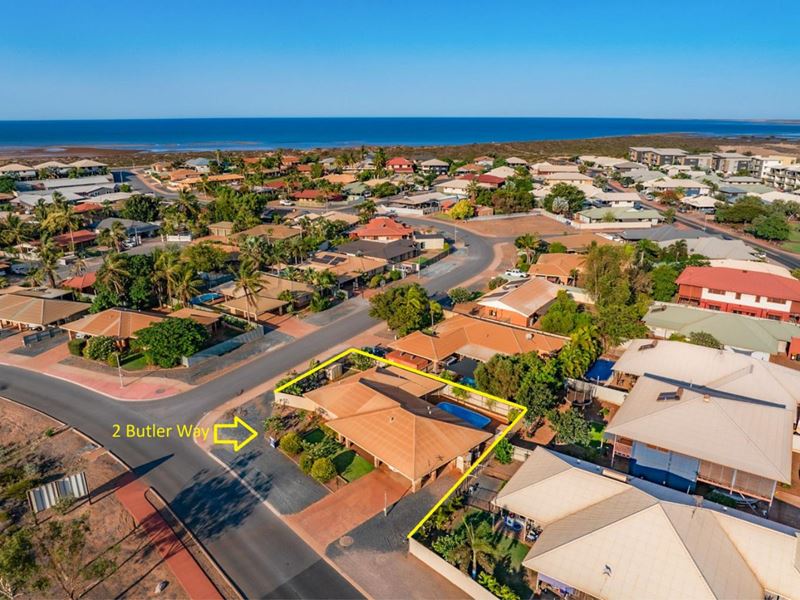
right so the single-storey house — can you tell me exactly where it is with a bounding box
[527,253,585,286]
[0,293,89,330]
[459,278,561,328]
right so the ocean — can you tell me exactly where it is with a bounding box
[0,117,798,152]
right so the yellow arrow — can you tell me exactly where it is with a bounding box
[213,416,258,452]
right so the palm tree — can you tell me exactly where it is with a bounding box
[33,236,62,288]
[1,213,27,252]
[238,235,270,269]
[514,232,541,263]
[233,260,263,323]
[462,517,495,579]
[357,199,377,224]
[467,179,480,203]
[173,266,202,307]
[97,252,129,297]
[98,221,127,252]
[313,269,338,298]
[42,203,80,254]
[154,249,182,306]
[69,254,87,278]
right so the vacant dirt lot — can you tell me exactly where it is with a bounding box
[0,399,188,600]
[453,214,575,238]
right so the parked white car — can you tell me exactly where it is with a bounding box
[503,269,530,279]
[279,199,294,206]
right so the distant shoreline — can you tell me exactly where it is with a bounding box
[1,132,799,167]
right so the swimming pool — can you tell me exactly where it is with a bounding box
[190,292,222,305]
[437,402,491,429]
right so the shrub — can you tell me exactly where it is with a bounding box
[84,336,116,361]
[53,495,76,515]
[310,457,337,482]
[368,274,383,288]
[320,424,336,439]
[387,270,402,281]
[494,438,514,464]
[487,276,507,290]
[303,435,342,459]
[67,338,86,356]
[107,351,121,367]
[299,452,314,473]
[279,431,302,455]
[134,317,209,368]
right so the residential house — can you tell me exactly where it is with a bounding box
[458,278,561,328]
[419,159,449,175]
[675,265,800,321]
[495,447,800,600]
[95,218,159,238]
[185,158,211,173]
[336,239,418,263]
[214,273,315,320]
[433,178,471,196]
[529,162,580,176]
[60,271,97,295]
[377,192,448,216]
[657,237,759,261]
[749,154,795,179]
[527,253,585,285]
[236,223,302,243]
[484,166,517,179]
[388,313,566,372]
[620,224,710,244]
[291,189,344,203]
[680,194,718,211]
[351,216,413,242]
[0,163,36,179]
[62,308,163,347]
[386,157,414,174]
[208,221,235,237]
[505,156,528,168]
[178,173,245,190]
[605,339,800,503]
[576,206,661,224]
[592,191,640,207]
[643,177,711,197]
[455,163,484,175]
[644,303,800,360]
[413,230,446,251]
[0,293,89,330]
[543,232,620,253]
[302,366,491,491]
[540,172,594,186]
[298,252,387,286]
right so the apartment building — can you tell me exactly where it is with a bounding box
[628,147,687,167]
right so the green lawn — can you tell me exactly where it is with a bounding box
[302,428,325,444]
[120,353,149,371]
[332,449,374,482]
[588,421,605,449]
[781,224,800,254]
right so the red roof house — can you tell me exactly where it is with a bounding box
[351,217,414,242]
[52,230,97,249]
[291,189,344,202]
[676,266,800,322]
[386,157,414,173]
[60,271,97,292]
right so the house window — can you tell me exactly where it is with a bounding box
[735,293,741,300]
[708,288,725,295]
[767,297,784,304]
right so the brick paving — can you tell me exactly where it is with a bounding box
[286,468,411,552]
[115,473,223,600]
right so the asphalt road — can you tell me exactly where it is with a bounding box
[0,225,495,599]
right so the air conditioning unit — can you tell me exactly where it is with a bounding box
[326,363,344,380]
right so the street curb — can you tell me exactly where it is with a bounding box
[198,443,374,600]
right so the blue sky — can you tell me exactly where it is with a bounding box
[2,0,799,120]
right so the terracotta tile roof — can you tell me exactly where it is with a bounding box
[168,307,221,326]
[236,224,302,241]
[0,294,88,326]
[73,202,101,214]
[52,230,96,246]
[60,271,97,290]
[386,157,413,166]
[546,233,620,252]
[390,313,566,362]
[322,173,357,185]
[352,217,413,239]
[676,266,800,302]
[306,367,488,481]
[528,253,586,279]
[62,308,163,339]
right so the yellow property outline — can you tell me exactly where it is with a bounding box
[274,347,526,539]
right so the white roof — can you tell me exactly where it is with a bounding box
[435,178,471,190]
[33,161,69,169]
[707,259,793,279]
[579,155,626,168]
[594,191,641,203]
[759,191,800,204]
[658,237,757,260]
[420,158,449,167]
[485,165,517,178]
[38,175,114,190]
[541,172,593,182]
[0,163,34,173]
[68,159,107,168]
[506,156,528,165]
[644,177,711,190]
[681,194,718,209]
[512,449,800,600]
[613,340,800,408]
[477,278,560,318]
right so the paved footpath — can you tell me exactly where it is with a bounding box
[115,472,223,600]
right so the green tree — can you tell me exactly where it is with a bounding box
[0,529,45,600]
[449,199,475,220]
[120,194,160,222]
[688,331,723,349]
[548,408,591,446]
[368,283,442,336]
[134,317,209,368]
[310,457,337,482]
[279,431,303,454]
[357,199,377,223]
[462,515,496,579]
[96,252,130,298]
[539,290,593,335]
[494,438,514,464]
[650,264,679,301]
[447,287,472,304]
[514,233,541,263]
[543,183,586,214]
[749,212,790,241]
[714,195,767,224]
[516,378,557,430]
[84,336,116,361]
[474,354,526,399]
